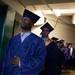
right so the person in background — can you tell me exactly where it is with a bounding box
[61,42,71,69]
[1,9,46,75]
[40,22,54,46]
[68,43,74,58]
[51,37,58,43]
[39,22,54,75]
[46,37,64,75]
[59,40,65,48]
[67,43,75,69]
[56,40,65,69]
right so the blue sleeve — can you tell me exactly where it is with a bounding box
[1,40,12,75]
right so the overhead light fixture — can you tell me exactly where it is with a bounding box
[72,14,75,24]
[53,9,61,17]
[53,9,75,15]
[42,10,53,14]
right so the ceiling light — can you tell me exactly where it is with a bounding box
[72,14,75,24]
[53,9,61,17]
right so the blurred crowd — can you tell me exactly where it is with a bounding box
[39,22,75,75]
[57,39,75,69]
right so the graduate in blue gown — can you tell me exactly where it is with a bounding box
[1,9,46,75]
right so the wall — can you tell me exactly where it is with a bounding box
[32,15,75,46]
[1,7,16,62]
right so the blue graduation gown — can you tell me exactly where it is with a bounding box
[1,33,46,75]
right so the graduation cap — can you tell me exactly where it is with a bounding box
[51,37,58,41]
[59,39,64,43]
[40,22,54,32]
[23,9,40,23]
[57,41,63,44]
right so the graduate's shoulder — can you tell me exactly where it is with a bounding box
[31,33,43,41]
[31,33,45,46]
[8,33,20,42]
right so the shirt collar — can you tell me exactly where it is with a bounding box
[20,32,31,42]
[21,32,31,36]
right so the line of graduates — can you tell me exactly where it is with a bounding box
[39,22,75,75]
[58,42,75,69]
[39,22,65,75]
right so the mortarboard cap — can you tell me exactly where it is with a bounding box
[51,37,58,41]
[23,9,40,23]
[59,39,64,43]
[57,41,62,44]
[40,22,54,32]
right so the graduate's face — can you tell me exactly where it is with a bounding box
[41,28,50,37]
[21,17,34,30]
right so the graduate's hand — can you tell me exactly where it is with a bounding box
[11,56,20,66]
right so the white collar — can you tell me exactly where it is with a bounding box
[21,32,31,36]
[20,32,31,43]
